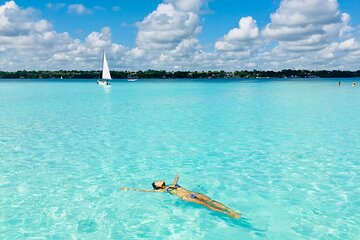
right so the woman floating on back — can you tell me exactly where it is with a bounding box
[121,175,241,219]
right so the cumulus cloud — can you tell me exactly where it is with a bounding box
[0,1,52,36]
[254,0,360,70]
[136,2,202,50]
[215,16,260,52]
[263,0,348,52]
[156,38,202,65]
[85,27,112,48]
[206,0,360,71]
[0,1,126,70]
[129,0,207,69]
[68,4,92,15]
[165,0,205,12]
[339,38,357,50]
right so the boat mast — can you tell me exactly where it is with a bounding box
[101,50,105,80]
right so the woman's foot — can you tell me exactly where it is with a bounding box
[229,211,241,219]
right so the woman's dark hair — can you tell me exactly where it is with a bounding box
[152,181,165,190]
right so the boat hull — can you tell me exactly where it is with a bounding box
[97,80,111,86]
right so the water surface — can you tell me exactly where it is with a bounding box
[0,79,359,239]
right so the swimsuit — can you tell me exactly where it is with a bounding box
[166,184,197,199]
[166,184,180,192]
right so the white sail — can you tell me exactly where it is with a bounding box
[102,52,112,80]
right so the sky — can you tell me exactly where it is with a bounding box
[1,0,360,71]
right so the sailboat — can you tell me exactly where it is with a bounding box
[97,51,111,86]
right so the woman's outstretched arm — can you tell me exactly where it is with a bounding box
[120,187,165,193]
[172,175,179,186]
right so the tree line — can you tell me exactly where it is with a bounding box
[0,69,359,79]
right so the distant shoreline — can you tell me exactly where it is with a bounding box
[0,70,359,79]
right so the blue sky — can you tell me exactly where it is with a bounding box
[1,0,360,70]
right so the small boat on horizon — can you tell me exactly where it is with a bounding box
[97,51,111,86]
[127,75,138,82]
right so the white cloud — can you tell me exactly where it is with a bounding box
[254,0,360,70]
[128,0,207,69]
[136,2,201,50]
[68,4,92,15]
[223,17,259,42]
[127,47,145,59]
[215,16,260,52]
[0,1,52,37]
[157,38,202,64]
[205,0,360,71]
[339,38,357,50]
[263,0,346,52]
[0,1,126,70]
[268,0,340,26]
[165,0,205,12]
[85,27,112,48]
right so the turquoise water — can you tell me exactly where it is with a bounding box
[0,79,359,239]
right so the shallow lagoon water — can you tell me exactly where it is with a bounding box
[0,79,359,239]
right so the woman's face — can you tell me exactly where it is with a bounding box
[153,181,166,189]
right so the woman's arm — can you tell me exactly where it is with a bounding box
[172,175,179,186]
[120,187,165,193]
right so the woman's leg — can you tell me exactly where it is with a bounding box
[194,193,233,211]
[193,193,241,219]
[185,196,240,219]
[185,197,226,214]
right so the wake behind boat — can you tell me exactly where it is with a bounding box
[97,51,111,86]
